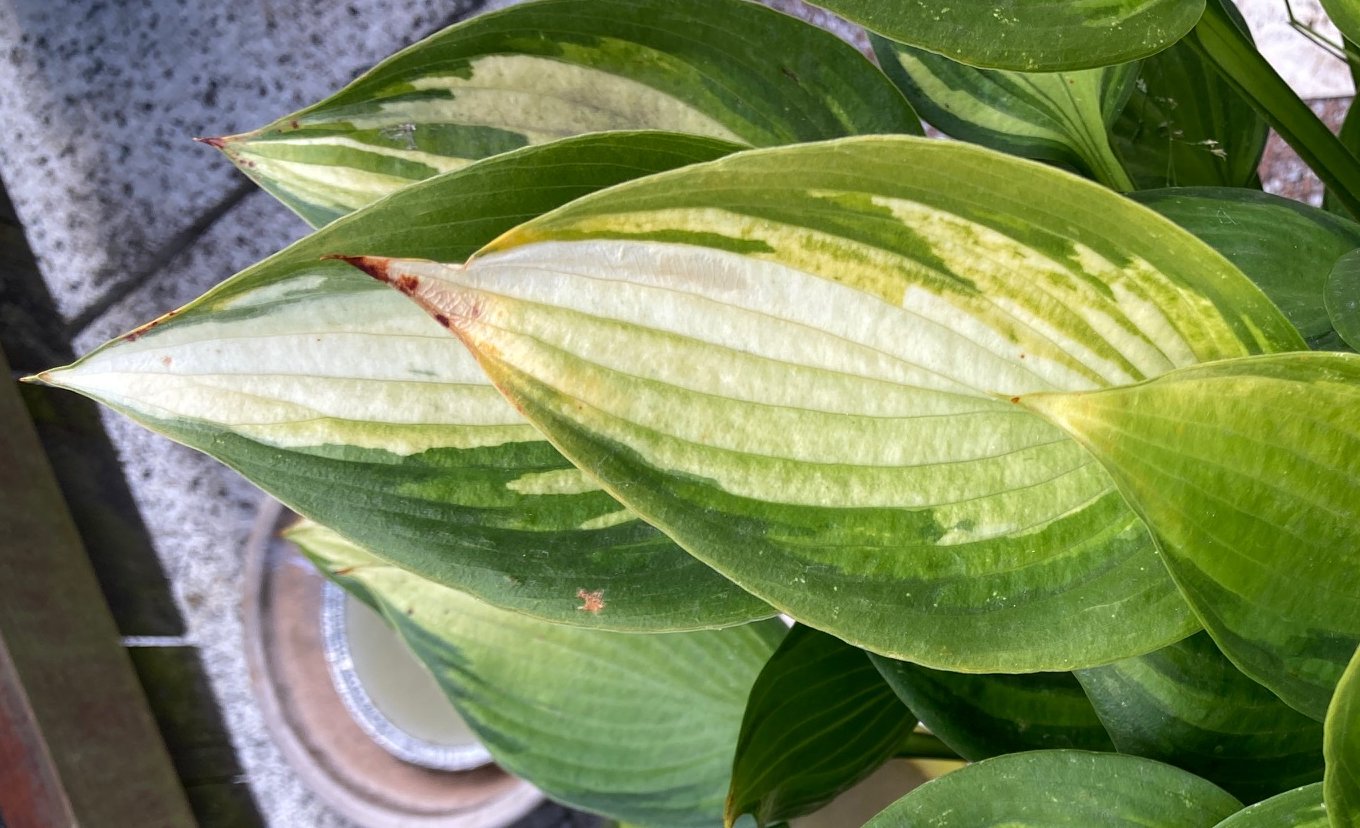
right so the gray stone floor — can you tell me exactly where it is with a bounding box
[0,0,1350,825]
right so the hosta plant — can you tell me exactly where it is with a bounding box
[28,0,1360,824]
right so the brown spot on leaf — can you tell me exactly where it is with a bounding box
[577,588,606,614]
[289,119,300,129]
[160,356,172,367]
[332,566,354,576]
[326,254,394,284]
[395,274,420,295]
[193,136,227,150]
[434,313,450,328]
[1010,396,1021,404]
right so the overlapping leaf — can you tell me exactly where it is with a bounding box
[1075,632,1324,802]
[1135,188,1360,349]
[288,520,785,828]
[1022,353,1360,720]
[1325,646,1360,826]
[1326,249,1360,351]
[872,656,1113,760]
[35,133,773,631]
[209,0,920,226]
[871,37,1137,189]
[861,751,1242,827]
[351,136,1303,671]
[1113,15,1267,190]
[1212,785,1328,827]
[805,0,1205,71]
[725,626,915,828]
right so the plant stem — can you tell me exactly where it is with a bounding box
[1186,0,1360,219]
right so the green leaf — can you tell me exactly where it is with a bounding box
[804,0,1204,72]
[212,0,920,227]
[350,136,1303,671]
[1075,632,1325,802]
[1022,353,1360,720]
[1212,784,1327,827]
[36,132,772,632]
[288,520,785,828]
[724,626,915,828]
[1112,20,1267,189]
[871,655,1114,760]
[1134,188,1360,348]
[1326,645,1360,827]
[862,750,1242,827]
[1322,1,1360,45]
[870,36,1137,190]
[1326,249,1360,352]
[1187,0,1360,220]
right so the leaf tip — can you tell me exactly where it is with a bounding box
[18,371,51,386]
[193,135,228,150]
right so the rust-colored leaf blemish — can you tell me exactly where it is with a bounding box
[160,356,172,367]
[433,313,451,328]
[332,566,355,576]
[193,136,227,150]
[1010,396,1021,404]
[289,119,300,129]
[395,274,420,295]
[576,588,606,614]
[325,254,395,284]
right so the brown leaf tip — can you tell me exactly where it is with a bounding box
[193,136,228,150]
[326,254,398,286]
[576,588,606,614]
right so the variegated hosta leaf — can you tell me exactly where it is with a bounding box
[871,36,1138,190]
[1112,11,1267,190]
[350,136,1303,671]
[211,0,921,227]
[1136,189,1360,350]
[1022,353,1360,720]
[1325,645,1360,826]
[803,0,1205,71]
[288,520,785,828]
[1075,632,1324,802]
[862,751,1242,827]
[725,626,916,828]
[1212,784,1328,828]
[36,132,773,632]
[1326,249,1360,352]
[871,656,1114,760]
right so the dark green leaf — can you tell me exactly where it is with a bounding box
[1212,784,1328,827]
[724,626,916,828]
[1076,632,1325,802]
[1113,20,1266,189]
[1325,248,1360,351]
[804,0,1204,71]
[1134,188,1360,347]
[863,750,1242,827]
[872,655,1113,760]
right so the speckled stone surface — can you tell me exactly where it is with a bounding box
[0,0,1354,825]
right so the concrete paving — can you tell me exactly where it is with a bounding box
[0,0,1349,825]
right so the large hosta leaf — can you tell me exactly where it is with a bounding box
[871,37,1137,189]
[806,0,1205,71]
[288,520,785,827]
[725,626,915,828]
[211,0,920,226]
[1075,633,1324,802]
[862,751,1241,827]
[1135,189,1360,349]
[871,657,1113,760]
[1212,785,1327,828]
[349,136,1302,671]
[1325,645,1360,826]
[1023,353,1360,720]
[1326,249,1360,352]
[1112,13,1266,190]
[35,132,772,632]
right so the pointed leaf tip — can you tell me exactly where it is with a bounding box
[193,136,227,150]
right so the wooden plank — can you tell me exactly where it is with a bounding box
[0,345,197,827]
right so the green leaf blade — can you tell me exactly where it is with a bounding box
[218,0,921,226]
[1024,353,1360,720]
[1076,632,1325,802]
[1213,784,1328,827]
[872,656,1113,761]
[1325,248,1360,352]
[1325,646,1360,827]
[725,626,916,828]
[360,136,1303,671]
[805,0,1205,71]
[862,750,1242,827]
[289,520,785,828]
[40,132,770,632]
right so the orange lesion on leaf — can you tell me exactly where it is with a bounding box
[576,588,606,614]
